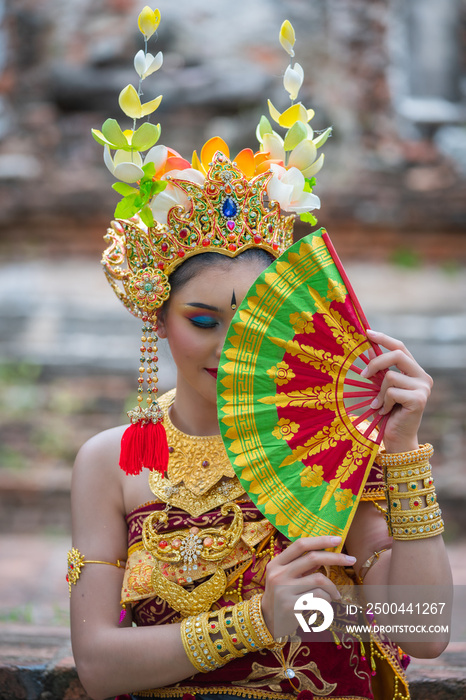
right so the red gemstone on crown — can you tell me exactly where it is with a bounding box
[202,238,210,247]
[228,244,237,252]
[226,220,235,231]
[179,229,188,239]
[254,235,261,244]
[161,242,168,252]
[157,262,165,270]
[178,250,185,258]
[159,540,168,549]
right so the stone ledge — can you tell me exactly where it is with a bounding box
[1,624,465,700]
[0,624,89,700]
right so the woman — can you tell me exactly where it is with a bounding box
[69,11,452,700]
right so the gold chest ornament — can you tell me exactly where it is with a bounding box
[139,390,249,616]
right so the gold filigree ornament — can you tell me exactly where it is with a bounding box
[151,563,227,618]
[149,469,245,517]
[142,502,244,573]
[232,633,337,695]
[66,547,126,595]
[157,389,235,495]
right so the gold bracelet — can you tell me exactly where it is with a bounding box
[385,461,444,540]
[248,594,276,649]
[359,547,391,582]
[180,594,277,673]
[376,443,434,468]
[202,609,237,666]
[181,615,217,673]
[67,547,126,595]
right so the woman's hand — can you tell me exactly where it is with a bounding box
[362,330,433,453]
[261,536,356,638]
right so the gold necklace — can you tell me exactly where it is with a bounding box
[156,389,236,495]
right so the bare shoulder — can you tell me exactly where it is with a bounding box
[74,424,127,479]
[72,424,130,517]
[71,425,130,557]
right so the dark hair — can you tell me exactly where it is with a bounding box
[167,248,275,297]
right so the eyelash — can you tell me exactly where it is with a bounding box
[188,316,219,329]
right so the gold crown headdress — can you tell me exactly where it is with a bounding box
[93,10,331,475]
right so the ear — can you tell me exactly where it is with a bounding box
[155,307,167,338]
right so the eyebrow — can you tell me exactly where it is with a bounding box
[185,302,221,312]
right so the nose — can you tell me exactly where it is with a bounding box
[215,326,230,360]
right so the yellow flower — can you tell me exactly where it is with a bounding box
[290,311,314,334]
[267,361,295,386]
[272,418,300,442]
[334,489,354,512]
[268,100,315,129]
[138,6,161,39]
[119,84,162,120]
[279,20,296,57]
[300,464,324,488]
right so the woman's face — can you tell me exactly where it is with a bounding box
[157,257,266,408]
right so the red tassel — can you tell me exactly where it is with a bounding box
[119,420,169,476]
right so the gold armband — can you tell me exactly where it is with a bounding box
[181,594,276,673]
[67,547,126,595]
[381,446,444,541]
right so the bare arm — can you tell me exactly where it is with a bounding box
[70,429,198,700]
[345,331,452,658]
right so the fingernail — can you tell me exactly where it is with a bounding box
[370,398,381,409]
[360,367,368,377]
[344,555,357,564]
[330,536,342,545]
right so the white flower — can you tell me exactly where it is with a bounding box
[134,50,163,79]
[262,132,285,162]
[284,63,304,101]
[267,164,320,214]
[150,169,205,225]
[144,144,169,172]
[103,146,144,183]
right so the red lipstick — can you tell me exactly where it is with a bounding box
[205,368,218,379]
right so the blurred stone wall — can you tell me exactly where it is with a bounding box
[1,0,465,257]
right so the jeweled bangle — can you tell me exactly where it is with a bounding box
[180,595,277,673]
[385,461,444,540]
[375,443,434,468]
[248,594,276,649]
[201,609,237,667]
[181,613,222,673]
[390,507,444,540]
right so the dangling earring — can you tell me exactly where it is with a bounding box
[119,313,169,476]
